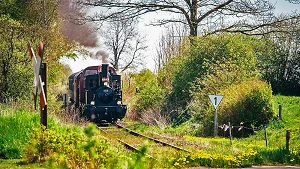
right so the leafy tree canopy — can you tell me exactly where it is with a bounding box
[0,0,76,102]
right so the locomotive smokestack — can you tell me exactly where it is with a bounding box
[102,64,109,85]
[102,64,109,77]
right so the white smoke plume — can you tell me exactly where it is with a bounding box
[90,50,109,64]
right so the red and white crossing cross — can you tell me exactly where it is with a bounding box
[27,41,47,110]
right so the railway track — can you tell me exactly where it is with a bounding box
[97,122,191,160]
[115,123,191,153]
[98,124,156,159]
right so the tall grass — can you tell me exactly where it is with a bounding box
[0,106,40,159]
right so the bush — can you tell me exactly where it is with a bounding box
[132,69,166,112]
[219,79,273,132]
[25,123,121,169]
[128,69,169,125]
[163,34,268,127]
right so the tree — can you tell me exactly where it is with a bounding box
[0,15,29,101]
[77,0,299,37]
[0,0,76,102]
[101,17,147,72]
[155,23,188,70]
[258,18,300,95]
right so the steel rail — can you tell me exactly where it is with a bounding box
[115,123,191,153]
[97,126,156,160]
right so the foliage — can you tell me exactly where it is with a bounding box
[0,1,76,103]
[25,123,121,169]
[131,69,166,114]
[126,143,152,169]
[0,107,40,159]
[126,69,174,127]
[0,0,28,21]
[258,148,300,165]
[0,103,153,168]
[163,34,264,128]
[0,15,32,101]
[259,30,300,96]
[125,95,300,167]
[219,79,273,132]
[0,159,49,169]
[1,95,300,168]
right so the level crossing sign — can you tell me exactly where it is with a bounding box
[27,42,47,110]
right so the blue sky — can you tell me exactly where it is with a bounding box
[63,1,299,73]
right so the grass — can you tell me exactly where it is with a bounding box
[0,107,40,159]
[0,95,299,168]
[0,159,47,169]
[124,95,300,167]
[0,102,155,169]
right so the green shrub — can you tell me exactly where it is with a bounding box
[165,34,265,128]
[219,79,273,130]
[132,69,166,112]
[25,123,120,169]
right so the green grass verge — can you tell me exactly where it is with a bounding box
[0,103,155,169]
[1,95,299,168]
[125,95,300,168]
[0,106,40,159]
[0,159,47,169]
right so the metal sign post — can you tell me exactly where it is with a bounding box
[208,94,224,136]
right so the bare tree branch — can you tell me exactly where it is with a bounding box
[101,16,147,72]
[197,0,234,23]
[76,0,293,38]
[206,14,300,36]
[286,0,300,4]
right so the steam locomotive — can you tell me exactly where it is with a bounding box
[68,64,127,123]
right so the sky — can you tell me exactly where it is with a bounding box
[61,1,300,73]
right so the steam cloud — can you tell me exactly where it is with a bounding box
[59,0,99,47]
[90,50,109,64]
[59,0,111,65]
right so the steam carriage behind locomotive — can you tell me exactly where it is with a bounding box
[68,64,127,123]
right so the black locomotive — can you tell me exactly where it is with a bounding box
[68,64,126,123]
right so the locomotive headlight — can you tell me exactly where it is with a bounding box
[91,101,95,105]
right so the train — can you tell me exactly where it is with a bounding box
[68,64,127,123]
